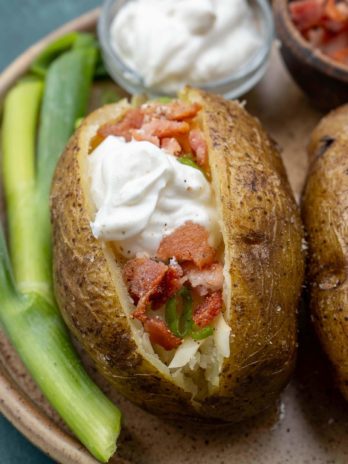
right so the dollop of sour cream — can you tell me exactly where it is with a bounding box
[110,0,261,94]
[88,136,221,257]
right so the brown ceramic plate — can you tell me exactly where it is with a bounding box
[1,8,348,464]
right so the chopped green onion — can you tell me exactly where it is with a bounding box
[75,117,84,129]
[191,326,214,340]
[154,96,173,104]
[179,287,193,337]
[165,296,181,337]
[178,155,201,171]
[165,287,193,338]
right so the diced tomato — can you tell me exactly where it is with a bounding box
[189,129,207,166]
[144,317,182,350]
[97,108,144,141]
[161,137,182,155]
[157,222,216,269]
[289,0,325,31]
[193,291,222,328]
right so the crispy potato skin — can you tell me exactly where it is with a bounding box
[51,89,304,422]
[302,105,348,400]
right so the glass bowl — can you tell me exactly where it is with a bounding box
[98,0,274,99]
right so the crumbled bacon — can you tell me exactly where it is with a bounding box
[142,101,201,122]
[122,258,168,320]
[290,0,348,65]
[289,0,325,31]
[144,317,182,350]
[97,108,144,141]
[161,137,182,155]
[325,0,348,22]
[157,222,216,269]
[130,129,160,146]
[141,119,190,139]
[151,263,183,309]
[193,291,222,328]
[183,262,224,294]
[122,258,183,319]
[165,102,202,121]
[189,129,208,166]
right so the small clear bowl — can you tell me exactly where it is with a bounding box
[98,0,274,99]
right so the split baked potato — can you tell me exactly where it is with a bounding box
[50,88,304,422]
[302,105,348,400]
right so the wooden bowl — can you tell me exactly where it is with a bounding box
[273,0,348,110]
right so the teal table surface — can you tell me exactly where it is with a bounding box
[0,2,101,462]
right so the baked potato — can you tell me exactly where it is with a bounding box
[50,88,304,422]
[302,105,348,401]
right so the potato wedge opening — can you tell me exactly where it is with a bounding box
[80,96,231,398]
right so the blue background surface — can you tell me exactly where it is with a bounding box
[0,1,100,462]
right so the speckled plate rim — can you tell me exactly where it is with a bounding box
[0,8,128,464]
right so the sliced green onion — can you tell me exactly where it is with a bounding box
[179,287,193,337]
[191,325,214,340]
[154,96,173,104]
[178,155,201,171]
[165,287,193,338]
[165,296,181,337]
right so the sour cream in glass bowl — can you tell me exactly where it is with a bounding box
[98,0,274,98]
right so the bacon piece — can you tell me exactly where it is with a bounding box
[325,0,348,22]
[321,28,348,54]
[142,101,201,122]
[166,102,202,121]
[151,263,183,309]
[189,129,207,166]
[97,108,144,142]
[289,0,325,31]
[141,119,190,139]
[183,262,224,294]
[328,45,348,63]
[131,129,160,146]
[157,222,216,269]
[193,291,222,328]
[161,137,182,155]
[123,258,168,320]
[144,317,182,350]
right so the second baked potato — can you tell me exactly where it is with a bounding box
[302,105,348,401]
[51,88,304,422]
